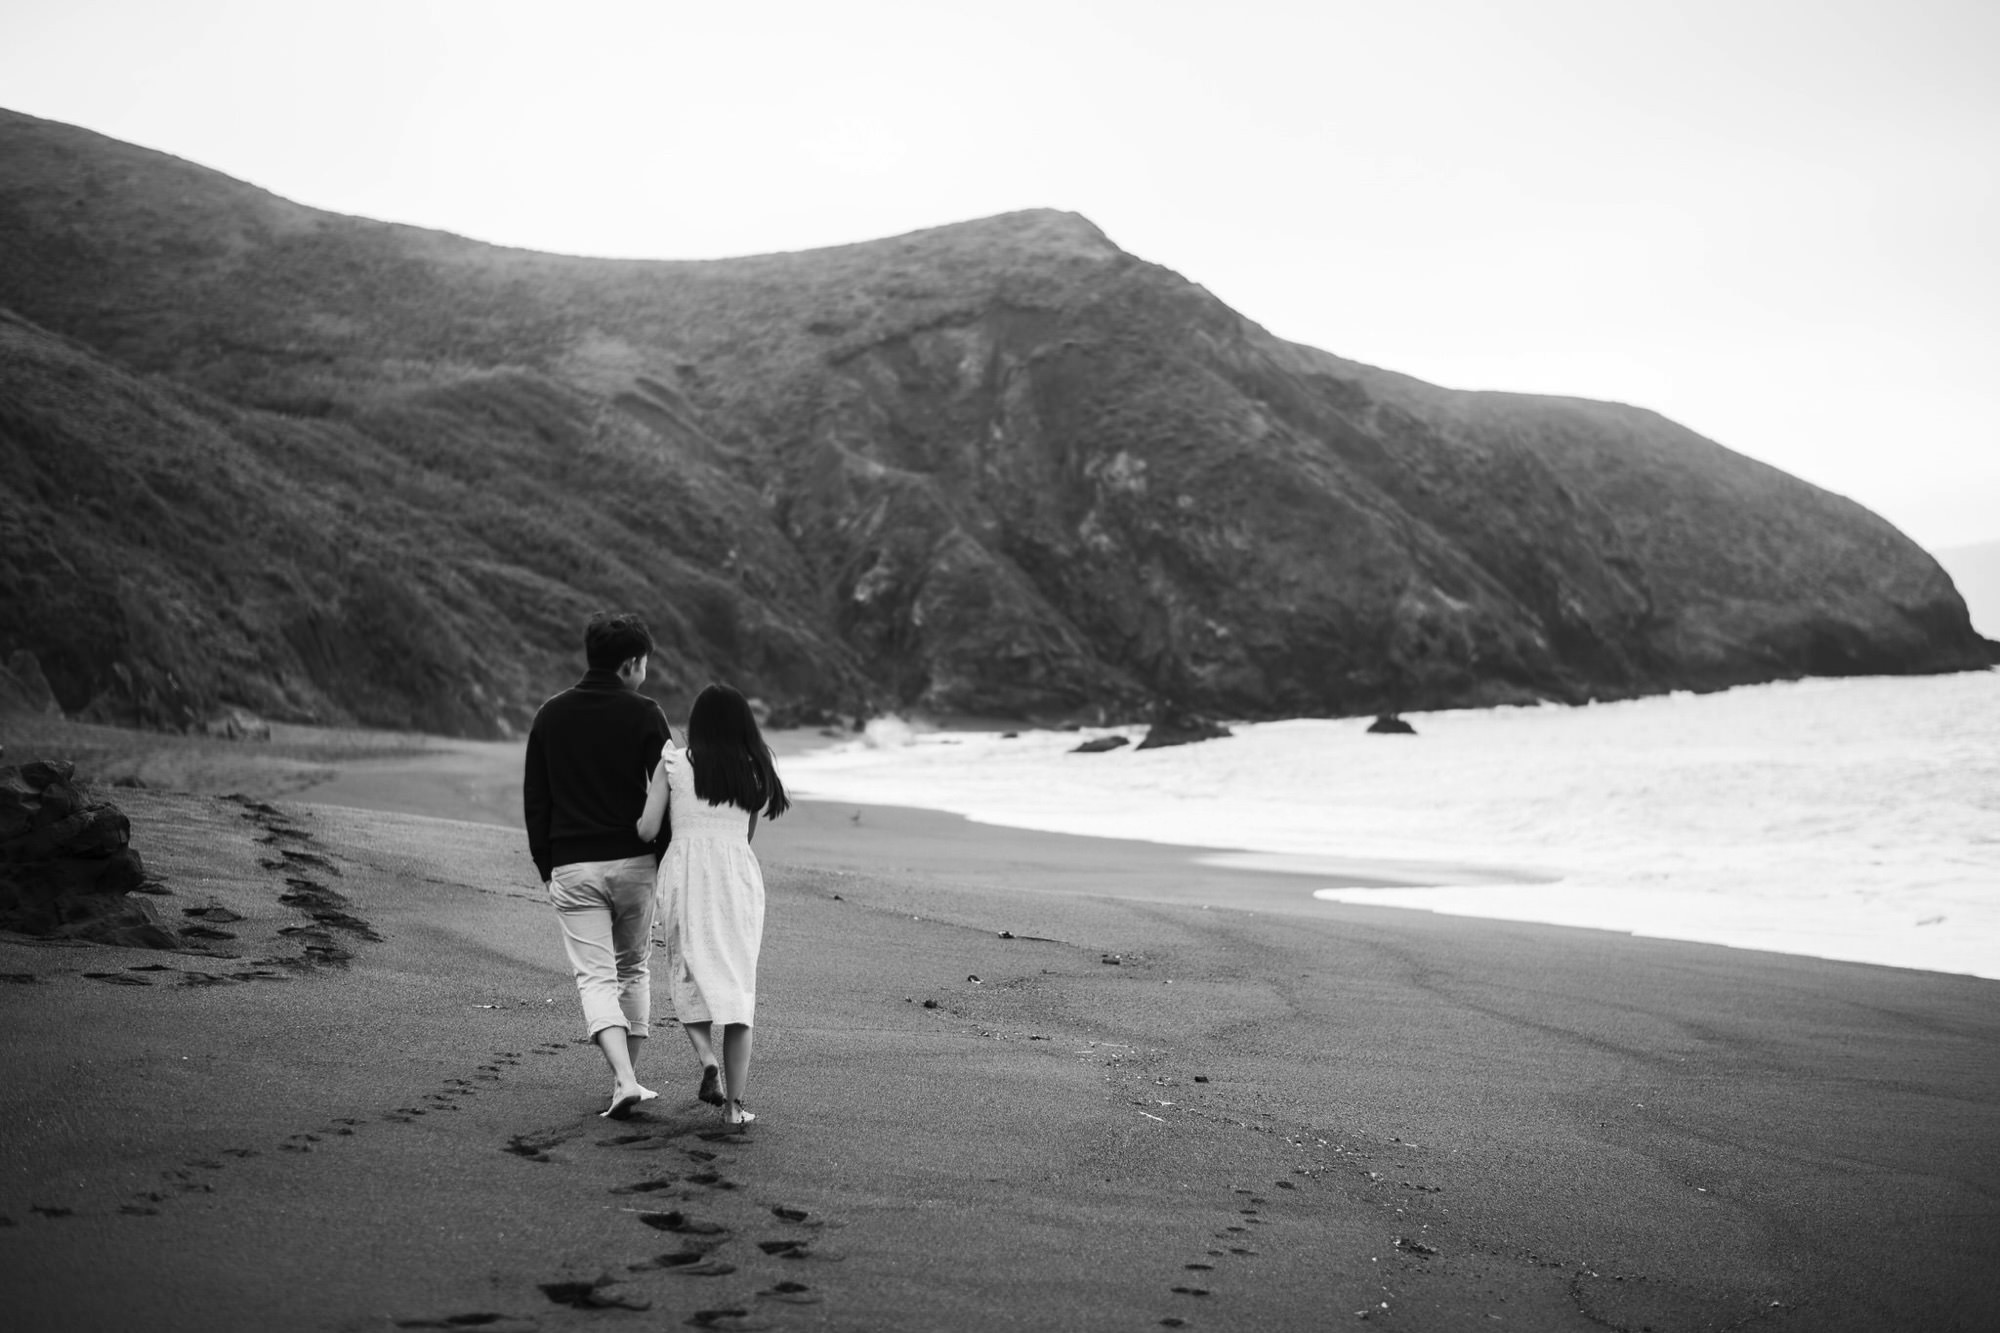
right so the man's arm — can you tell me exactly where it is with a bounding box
[523,722,553,883]
[642,700,672,853]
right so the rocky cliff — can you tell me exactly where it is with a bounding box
[0,108,1989,733]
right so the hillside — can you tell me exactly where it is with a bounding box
[0,108,1990,734]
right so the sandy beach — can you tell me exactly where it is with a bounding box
[2,729,1997,1331]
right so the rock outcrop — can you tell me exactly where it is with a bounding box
[1136,710,1234,751]
[0,650,62,717]
[0,759,176,947]
[0,107,1991,732]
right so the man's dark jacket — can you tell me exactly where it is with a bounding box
[523,669,671,882]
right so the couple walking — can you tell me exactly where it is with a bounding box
[522,612,789,1127]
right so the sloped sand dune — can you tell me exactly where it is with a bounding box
[1,775,1996,1330]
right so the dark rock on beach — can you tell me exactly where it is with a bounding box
[1135,710,1233,751]
[1070,735,1131,753]
[0,107,1991,734]
[1367,715,1418,735]
[0,760,176,948]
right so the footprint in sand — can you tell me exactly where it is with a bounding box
[757,1238,839,1262]
[161,1169,212,1194]
[611,1177,680,1195]
[635,1251,736,1277]
[696,1126,753,1144]
[538,1277,649,1311]
[685,1310,773,1332]
[504,1129,575,1163]
[636,1210,728,1235]
[758,1281,821,1306]
[83,972,150,986]
[272,848,341,875]
[393,1314,519,1329]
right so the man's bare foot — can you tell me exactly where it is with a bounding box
[697,1064,724,1106]
[603,1083,659,1119]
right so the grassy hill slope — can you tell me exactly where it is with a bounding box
[0,108,1988,733]
[0,308,871,732]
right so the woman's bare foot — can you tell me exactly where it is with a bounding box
[603,1082,659,1119]
[724,1099,757,1126]
[697,1064,724,1106]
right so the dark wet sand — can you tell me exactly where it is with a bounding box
[1,746,1996,1331]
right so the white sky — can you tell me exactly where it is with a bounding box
[5,0,1996,550]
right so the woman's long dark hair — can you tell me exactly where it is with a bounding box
[686,683,790,819]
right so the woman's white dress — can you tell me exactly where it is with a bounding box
[654,748,765,1028]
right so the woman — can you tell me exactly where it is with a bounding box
[636,683,789,1127]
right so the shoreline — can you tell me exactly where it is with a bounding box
[781,676,2000,982]
[5,707,1991,980]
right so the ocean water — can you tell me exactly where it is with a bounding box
[784,672,2000,980]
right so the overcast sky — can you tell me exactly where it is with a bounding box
[5,0,1995,551]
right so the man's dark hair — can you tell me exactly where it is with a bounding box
[583,612,654,671]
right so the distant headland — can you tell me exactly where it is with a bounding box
[0,107,1990,737]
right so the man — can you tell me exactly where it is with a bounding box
[523,612,673,1118]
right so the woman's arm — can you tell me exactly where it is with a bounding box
[635,756,669,842]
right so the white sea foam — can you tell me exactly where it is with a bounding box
[785,672,2000,980]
